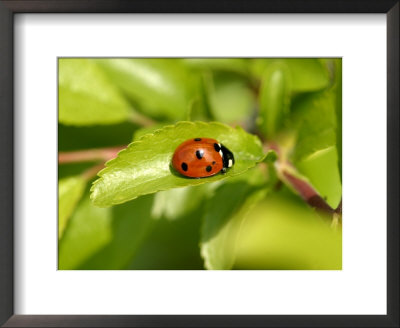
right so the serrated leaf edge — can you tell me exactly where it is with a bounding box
[90,121,265,207]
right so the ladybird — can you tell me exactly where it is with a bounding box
[172,138,235,178]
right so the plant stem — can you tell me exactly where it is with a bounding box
[58,146,126,164]
[268,142,339,217]
[335,199,342,215]
[281,169,335,214]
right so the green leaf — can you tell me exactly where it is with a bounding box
[251,59,330,92]
[187,97,211,122]
[91,121,265,207]
[264,149,278,163]
[94,59,197,121]
[128,204,204,270]
[333,59,342,181]
[205,72,256,124]
[296,146,342,209]
[78,194,156,269]
[183,58,249,75]
[58,196,113,269]
[151,184,209,221]
[186,85,212,122]
[257,62,291,139]
[58,59,132,125]
[234,191,342,269]
[291,89,337,162]
[58,176,86,239]
[201,169,268,270]
[285,59,330,92]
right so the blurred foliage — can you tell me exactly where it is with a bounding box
[58,58,342,270]
[257,61,291,139]
[59,59,132,125]
[201,168,269,270]
[93,59,197,121]
[58,175,86,239]
[204,71,256,125]
[234,187,342,270]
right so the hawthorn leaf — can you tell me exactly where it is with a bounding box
[58,59,132,125]
[59,193,156,270]
[183,58,249,75]
[151,184,208,221]
[204,72,255,124]
[250,58,330,92]
[334,59,342,181]
[78,194,156,269]
[150,180,222,221]
[285,59,330,92]
[94,59,197,121]
[291,89,337,162]
[296,146,342,209]
[128,204,204,270]
[58,196,113,269]
[234,191,342,269]
[91,121,265,207]
[264,149,279,163]
[58,175,86,239]
[187,96,212,122]
[257,62,291,139]
[201,168,268,270]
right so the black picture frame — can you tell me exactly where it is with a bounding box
[0,1,398,327]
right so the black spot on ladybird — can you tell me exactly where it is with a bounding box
[181,162,188,171]
[206,165,212,172]
[194,138,202,141]
[212,161,216,165]
[196,150,204,159]
[214,143,221,152]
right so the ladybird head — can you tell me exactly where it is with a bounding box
[221,144,234,169]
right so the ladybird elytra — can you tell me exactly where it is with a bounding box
[172,138,235,178]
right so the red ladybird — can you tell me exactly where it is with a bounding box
[172,138,235,178]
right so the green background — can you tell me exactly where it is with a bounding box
[58,58,342,270]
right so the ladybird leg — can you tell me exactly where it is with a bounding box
[221,167,227,174]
